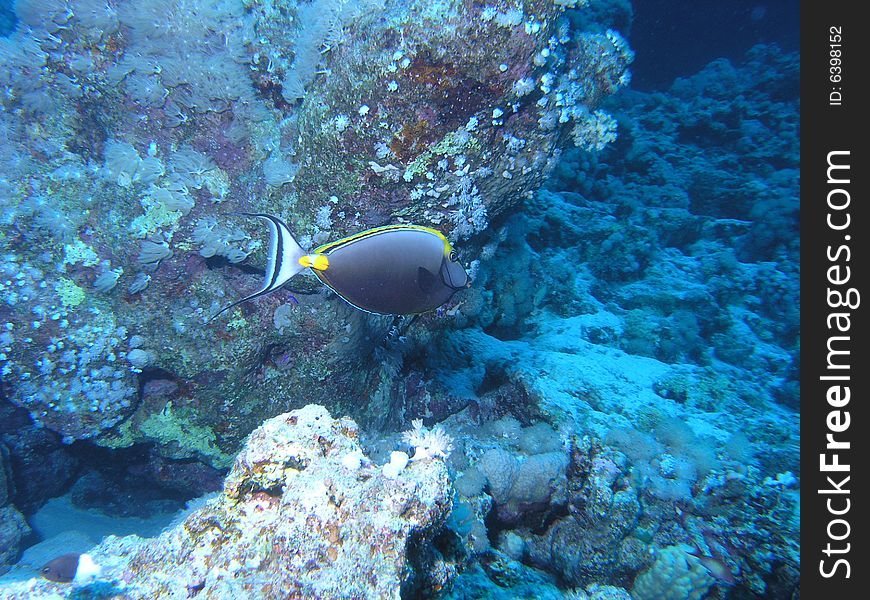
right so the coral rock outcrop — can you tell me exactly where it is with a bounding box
[0,405,453,599]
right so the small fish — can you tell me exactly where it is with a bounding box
[210,214,471,321]
[40,552,101,584]
[687,549,737,585]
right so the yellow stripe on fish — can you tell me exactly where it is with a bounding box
[313,224,454,257]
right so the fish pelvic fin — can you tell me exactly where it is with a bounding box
[208,212,307,323]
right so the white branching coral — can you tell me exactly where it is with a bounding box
[448,175,488,240]
[571,109,618,152]
[402,419,454,461]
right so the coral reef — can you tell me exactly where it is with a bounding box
[0,1,799,597]
[551,44,800,407]
[0,445,30,572]
[0,404,454,598]
[0,0,632,472]
[410,43,799,599]
[0,396,80,516]
[631,545,714,600]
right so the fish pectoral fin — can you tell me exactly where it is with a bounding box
[417,266,438,293]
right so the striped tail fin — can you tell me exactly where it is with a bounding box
[208,213,306,323]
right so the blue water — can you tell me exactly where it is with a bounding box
[0,1,798,598]
[630,0,800,90]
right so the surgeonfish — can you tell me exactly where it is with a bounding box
[40,552,102,584]
[210,213,471,321]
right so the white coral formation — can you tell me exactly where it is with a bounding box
[341,449,366,470]
[382,450,410,478]
[93,267,123,293]
[512,77,536,97]
[0,405,452,599]
[571,109,618,152]
[263,152,298,187]
[103,140,164,188]
[631,545,715,600]
[403,419,454,461]
[192,218,251,263]
[448,175,488,240]
[136,239,172,266]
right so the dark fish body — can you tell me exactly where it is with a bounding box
[41,553,81,583]
[211,215,470,321]
[311,226,469,314]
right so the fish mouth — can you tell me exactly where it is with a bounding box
[440,257,470,290]
[443,271,470,291]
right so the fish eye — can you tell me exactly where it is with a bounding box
[449,250,457,262]
[42,567,50,573]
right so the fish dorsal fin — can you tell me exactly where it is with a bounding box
[418,266,438,294]
[208,213,306,322]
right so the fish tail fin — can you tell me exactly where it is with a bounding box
[208,213,307,323]
[206,296,251,325]
[243,212,308,289]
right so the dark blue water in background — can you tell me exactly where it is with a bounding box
[0,1,16,38]
[630,0,799,90]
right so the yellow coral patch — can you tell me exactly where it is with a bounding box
[55,278,86,307]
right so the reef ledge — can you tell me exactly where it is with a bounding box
[0,404,453,599]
